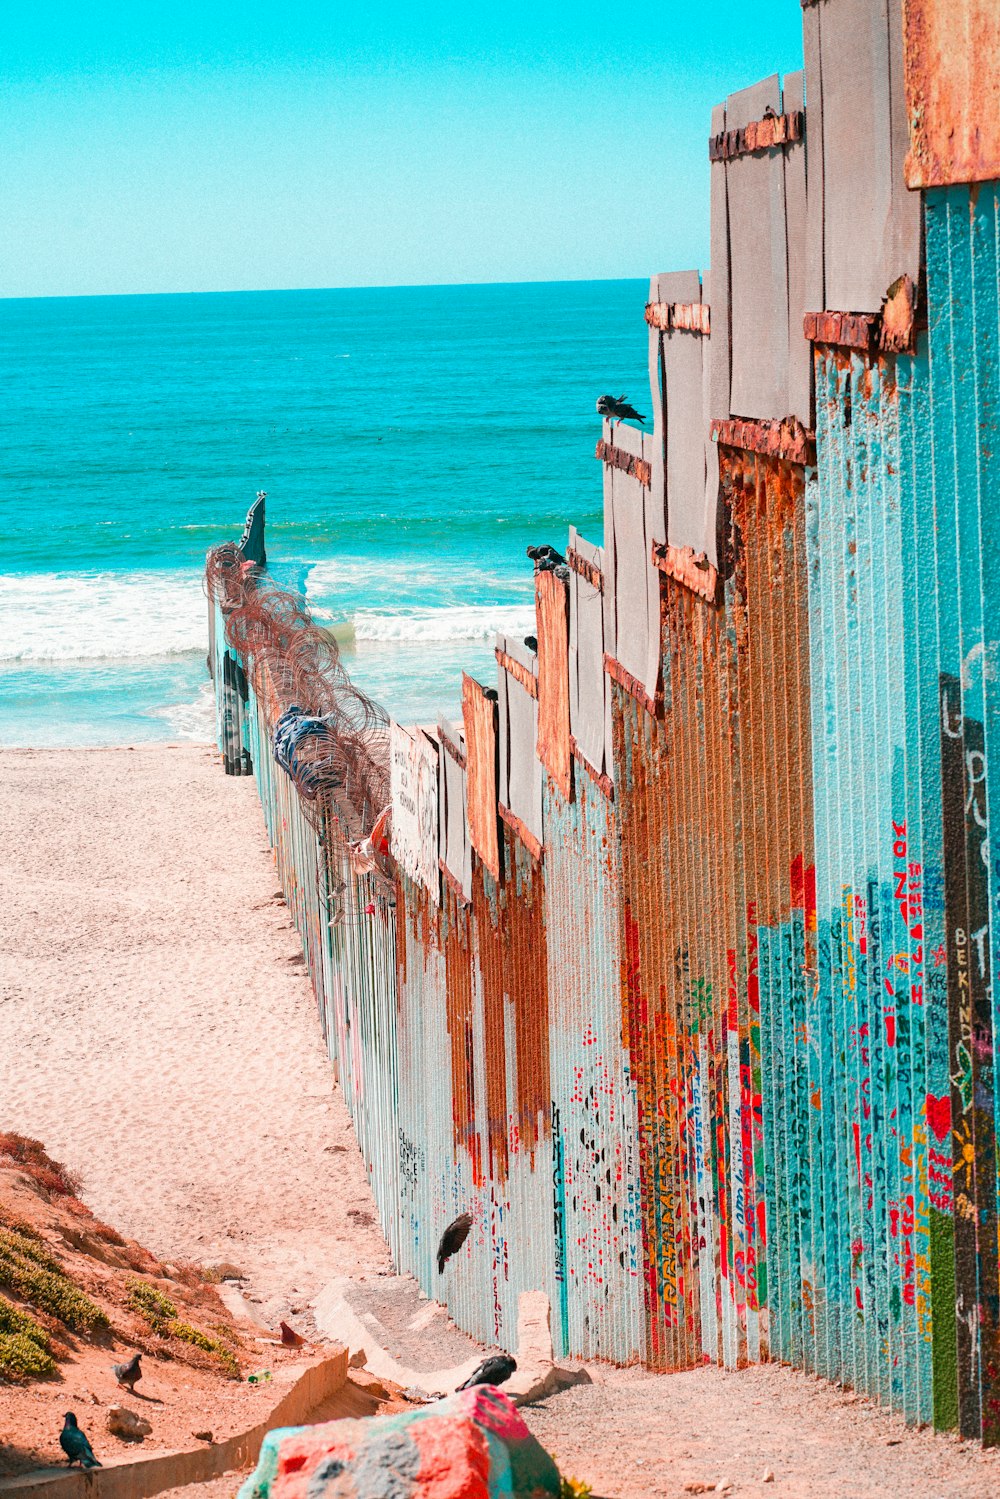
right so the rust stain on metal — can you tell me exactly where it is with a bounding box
[902,0,1000,188]
[804,276,918,356]
[444,888,477,1165]
[595,439,652,488]
[473,862,509,1184]
[536,568,572,801]
[566,546,604,592]
[395,873,408,986]
[471,829,551,1182]
[879,275,918,353]
[494,647,538,699]
[711,415,815,467]
[570,735,615,800]
[644,301,711,335]
[462,672,501,882]
[604,651,663,719]
[439,856,470,907]
[499,801,544,864]
[804,309,881,351]
[708,109,804,161]
[501,828,551,1158]
[651,540,719,604]
[438,725,467,769]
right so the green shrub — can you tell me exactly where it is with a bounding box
[0,1331,56,1380]
[210,1322,240,1346]
[0,1233,106,1333]
[0,1294,49,1348]
[169,1321,239,1377]
[126,1279,177,1332]
[0,1226,63,1274]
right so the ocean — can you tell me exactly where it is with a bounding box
[0,281,648,746]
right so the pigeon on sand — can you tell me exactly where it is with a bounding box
[112,1351,142,1393]
[456,1354,517,1391]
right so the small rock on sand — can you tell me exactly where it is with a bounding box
[107,1406,152,1441]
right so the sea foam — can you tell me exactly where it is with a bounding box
[351,605,536,644]
[0,571,207,663]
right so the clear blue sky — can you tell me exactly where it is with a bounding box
[3,2,804,298]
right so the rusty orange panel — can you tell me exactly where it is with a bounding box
[502,827,551,1160]
[471,862,509,1184]
[903,0,1000,187]
[536,568,572,801]
[651,540,719,603]
[462,672,501,882]
[498,802,543,864]
[595,439,652,487]
[494,647,538,698]
[443,886,477,1166]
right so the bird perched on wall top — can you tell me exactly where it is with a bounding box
[437,1212,473,1274]
[60,1413,101,1469]
[456,1354,517,1391]
[112,1351,142,1393]
[527,545,564,566]
[596,394,645,425]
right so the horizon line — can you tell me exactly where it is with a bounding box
[0,272,654,306]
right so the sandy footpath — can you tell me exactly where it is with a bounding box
[0,744,390,1328]
[4,744,1000,1497]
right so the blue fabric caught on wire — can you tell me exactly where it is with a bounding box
[272,705,338,799]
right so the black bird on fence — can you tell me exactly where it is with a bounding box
[60,1413,102,1469]
[523,636,538,653]
[456,1354,517,1391]
[437,1212,473,1273]
[526,545,564,565]
[112,1351,142,1393]
[596,394,646,425]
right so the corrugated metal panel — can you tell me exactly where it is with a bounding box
[902,0,1000,188]
[543,771,640,1362]
[802,183,1000,1436]
[567,530,609,781]
[535,570,571,802]
[709,72,810,428]
[497,638,544,856]
[806,0,921,314]
[438,719,472,902]
[726,75,789,421]
[462,675,501,881]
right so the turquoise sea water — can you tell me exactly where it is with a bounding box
[0,281,648,745]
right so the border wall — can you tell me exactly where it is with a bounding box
[207,0,1000,1446]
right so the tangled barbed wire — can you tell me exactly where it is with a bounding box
[206,541,390,836]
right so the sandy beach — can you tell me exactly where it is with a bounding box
[0,743,391,1330]
[6,742,1000,1497]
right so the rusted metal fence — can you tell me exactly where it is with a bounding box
[206,0,1000,1446]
